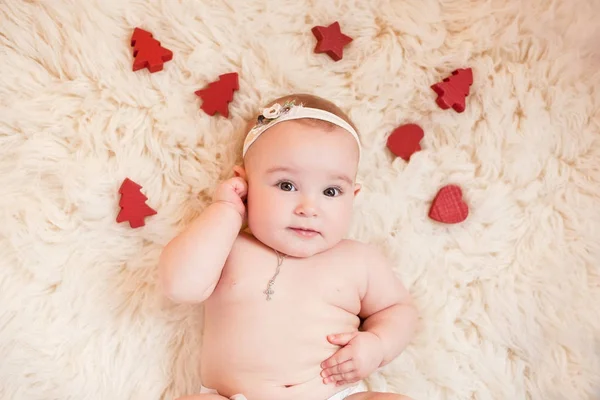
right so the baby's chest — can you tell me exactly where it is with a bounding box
[215,258,362,313]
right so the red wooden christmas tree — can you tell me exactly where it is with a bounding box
[116,178,157,228]
[431,68,473,113]
[195,73,239,117]
[130,27,173,73]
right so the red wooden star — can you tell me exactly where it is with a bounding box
[311,22,353,61]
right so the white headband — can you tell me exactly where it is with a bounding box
[242,100,361,159]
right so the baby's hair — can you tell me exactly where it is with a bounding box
[245,93,360,142]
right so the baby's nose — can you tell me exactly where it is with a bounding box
[294,197,318,217]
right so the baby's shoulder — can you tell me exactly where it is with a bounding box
[231,231,261,253]
[332,239,386,272]
[221,232,262,270]
[335,238,382,259]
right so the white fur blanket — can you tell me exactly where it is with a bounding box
[1,1,599,399]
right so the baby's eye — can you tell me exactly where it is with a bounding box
[323,187,342,197]
[278,181,296,192]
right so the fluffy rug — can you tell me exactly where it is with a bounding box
[1,1,599,399]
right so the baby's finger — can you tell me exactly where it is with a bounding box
[321,359,354,378]
[336,378,360,387]
[327,370,360,385]
[327,331,359,346]
[231,178,248,197]
[321,347,353,369]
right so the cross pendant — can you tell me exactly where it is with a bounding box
[264,285,274,301]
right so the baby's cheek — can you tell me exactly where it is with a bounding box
[248,193,279,223]
[327,203,352,233]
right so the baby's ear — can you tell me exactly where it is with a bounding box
[353,183,361,197]
[233,165,247,180]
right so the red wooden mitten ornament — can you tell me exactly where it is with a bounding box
[431,68,473,113]
[311,22,353,61]
[195,73,239,117]
[387,123,424,161]
[116,178,157,228]
[130,27,173,73]
[428,185,468,224]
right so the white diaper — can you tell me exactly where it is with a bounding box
[327,380,368,399]
[199,385,247,399]
[200,380,367,400]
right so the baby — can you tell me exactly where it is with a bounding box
[159,94,418,400]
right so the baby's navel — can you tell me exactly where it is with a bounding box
[282,377,311,389]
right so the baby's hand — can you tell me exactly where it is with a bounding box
[212,176,248,218]
[320,331,384,386]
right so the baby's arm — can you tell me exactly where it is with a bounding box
[358,245,418,367]
[158,177,246,304]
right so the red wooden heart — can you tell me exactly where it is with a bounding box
[386,123,424,161]
[428,185,468,224]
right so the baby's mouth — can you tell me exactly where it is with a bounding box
[288,227,320,237]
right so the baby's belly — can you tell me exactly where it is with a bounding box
[200,297,360,400]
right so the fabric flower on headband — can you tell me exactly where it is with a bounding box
[242,99,361,159]
[256,100,296,126]
[262,103,282,119]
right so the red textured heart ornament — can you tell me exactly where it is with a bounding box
[428,185,468,224]
[386,124,424,161]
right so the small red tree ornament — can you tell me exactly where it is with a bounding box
[194,73,239,117]
[431,68,473,113]
[130,27,173,73]
[116,178,157,228]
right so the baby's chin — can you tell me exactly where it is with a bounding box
[277,244,324,258]
[267,237,328,258]
[250,227,340,258]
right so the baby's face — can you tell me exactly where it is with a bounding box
[242,120,361,258]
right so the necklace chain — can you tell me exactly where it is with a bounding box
[264,249,286,301]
